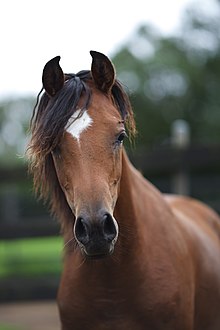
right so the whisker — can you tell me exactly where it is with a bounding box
[110,252,121,265]
[63,236,76,251]
[73,253,87,271]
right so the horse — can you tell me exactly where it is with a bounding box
[28,51,220,330]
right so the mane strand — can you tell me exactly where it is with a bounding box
[27,71,136,225]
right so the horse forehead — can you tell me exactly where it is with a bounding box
[66,109,93,141]
[65,105,121,142]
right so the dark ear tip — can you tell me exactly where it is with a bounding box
[90,50,98,57]
[42,56,64,97]
[90,50,96,56]
[90,51,108,60]
[44,56,61,68]
[54,55,61,63]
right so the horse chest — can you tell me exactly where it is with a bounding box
[59,300,187,330]
[58,276,188,330]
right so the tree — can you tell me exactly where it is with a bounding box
[112,2,220,147]
[0,98,35,165]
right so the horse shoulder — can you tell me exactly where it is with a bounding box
[165,194,220,280]
[164,194,220,329]
[165,194,220,240]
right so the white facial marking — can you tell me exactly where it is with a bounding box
[66,109,93,141]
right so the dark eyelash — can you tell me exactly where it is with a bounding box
[115,131,127,146]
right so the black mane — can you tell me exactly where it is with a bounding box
[30,70,133,157]
[31,70,92,155]
[28,70,135,223]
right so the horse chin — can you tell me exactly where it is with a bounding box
[80,243,115,260]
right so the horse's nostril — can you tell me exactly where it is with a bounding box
[103,213,117,241]
[74,217,90,245]
[74,212,118,253]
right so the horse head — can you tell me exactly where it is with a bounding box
[32,51,135,259]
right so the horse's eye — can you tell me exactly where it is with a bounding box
[116,131,127,146]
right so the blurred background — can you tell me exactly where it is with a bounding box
[1,0,220,329]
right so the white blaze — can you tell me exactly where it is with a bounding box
[66,109,93,141]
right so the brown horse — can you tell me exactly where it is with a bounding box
[28,51,220,330]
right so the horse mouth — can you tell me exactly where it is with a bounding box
[80,243,115,260]
[85,253,111,260]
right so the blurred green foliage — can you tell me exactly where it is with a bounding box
[0,237,62,278]
[1,2,220,166]
[112,3,220,147]
[0,326,22,330]
[0,97,35,166]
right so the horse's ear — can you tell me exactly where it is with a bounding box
[90,51,115,93]
[42,56,64,97]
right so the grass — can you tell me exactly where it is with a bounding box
[0,236,63,278]
[0,326,23,330]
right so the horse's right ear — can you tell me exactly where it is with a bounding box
[90,51,115,93]
[42,56,64,97]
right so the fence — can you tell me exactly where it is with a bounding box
[1,144,220,239]
[0,144,220,301]
[131,143,220,213]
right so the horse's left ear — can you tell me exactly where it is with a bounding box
[42,56,64,97]
[90,51,115,93]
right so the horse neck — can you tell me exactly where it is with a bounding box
[114,149,138,221]
[114,149,168,257]
[114,149,146,256]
